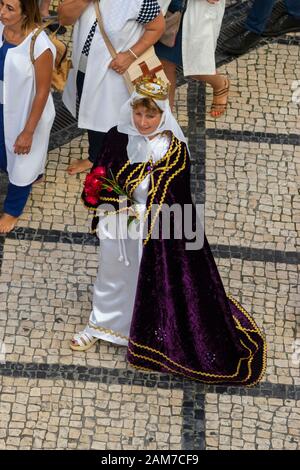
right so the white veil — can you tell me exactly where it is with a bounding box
[117,91,188,163]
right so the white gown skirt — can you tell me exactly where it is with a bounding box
[86,178,150,346]
[86,214,141,346]
[86,135,170,346]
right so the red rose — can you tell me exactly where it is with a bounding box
[85,173,95,185]
[85,186,98,197]
[107,187,113,192]
[85,172,102,192]
[89,178,101,191]
[85,196,99,205]
[84,187,92,196]
[92,166,106,178]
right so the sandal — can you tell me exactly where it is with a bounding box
[70,328,99,351]
[210,77,230,119]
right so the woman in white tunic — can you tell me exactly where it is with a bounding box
[58,0,165,175]
[156,0,229,115]
[0,0,55,233]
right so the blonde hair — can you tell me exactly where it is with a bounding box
[132,97,163,114]
[19,0,41,31]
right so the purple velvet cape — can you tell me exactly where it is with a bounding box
[83,127,267,386]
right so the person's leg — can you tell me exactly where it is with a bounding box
[221,0,276,55]
[192,74,230,118]
[0,182,31,233]
[87,130,107,168]
[67,129,107,175]
[0,134,7,173]
[155,12,182,110]
[0,154,6,173]
[285,0,300,18]
[262,0,300,36]
[67,71,106,175]
[67,71,92,174]
[160,59,177,110]
[245,0,276,34]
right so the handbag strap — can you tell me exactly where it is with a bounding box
[94,0,117,59]
[30,20,54,64]
[30,19,68,65]
[93,0,133,93]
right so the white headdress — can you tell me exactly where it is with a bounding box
[117,78,188,163]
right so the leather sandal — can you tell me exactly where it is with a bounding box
[70,328,99,351]
[210,77,230,119]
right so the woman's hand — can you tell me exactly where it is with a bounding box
[13,130,34,155]
[109,51,135,75]
[109,12,165,76]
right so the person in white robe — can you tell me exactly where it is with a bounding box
[0,0,55,233]
[58,0,165,175]
[156,0,229,116]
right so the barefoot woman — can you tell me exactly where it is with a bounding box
[0,0,55,233]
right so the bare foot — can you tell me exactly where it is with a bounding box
[67,159,93,175]
[0,213,19,233]
[210,76,230,119]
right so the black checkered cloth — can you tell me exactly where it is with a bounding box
[137,0,160,24]
[81,0,160,58]
[82,20,98,57]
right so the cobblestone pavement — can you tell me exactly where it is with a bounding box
[0,1,299,451]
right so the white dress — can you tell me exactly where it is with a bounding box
[86,134,171,345]
[0,24,55,186]
[63,0,160,132]
[158,0,225,76]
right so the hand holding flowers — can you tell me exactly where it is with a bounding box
[83,166,135,208]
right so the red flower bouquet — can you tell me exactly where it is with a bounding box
[83,166,133,208]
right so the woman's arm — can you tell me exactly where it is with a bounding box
[128,12,165,58]
[58,0,93,26]
[109,12,165,75]
[14,49,53,155]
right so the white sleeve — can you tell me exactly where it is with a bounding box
[157,0,172,15]
[33,31,56,64]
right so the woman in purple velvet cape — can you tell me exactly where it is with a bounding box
[73,81,266,386]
